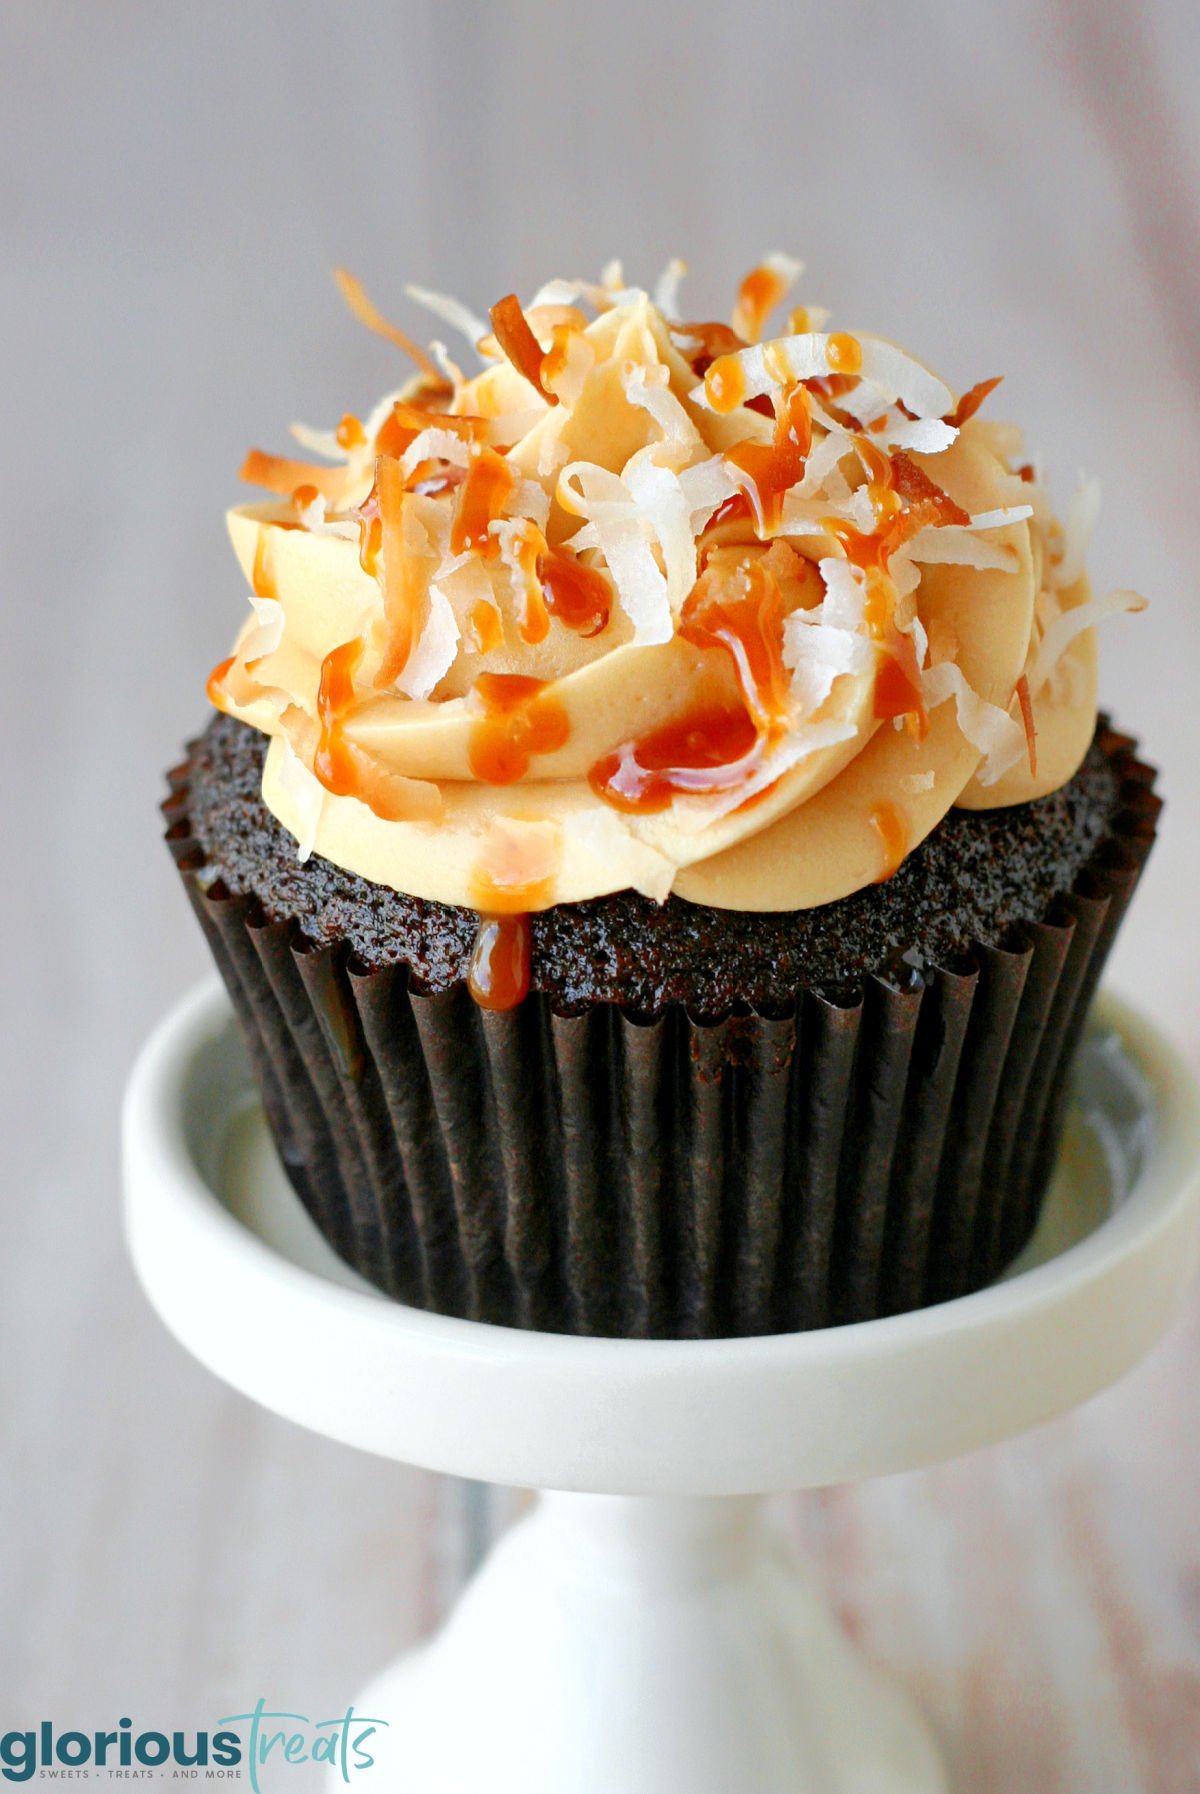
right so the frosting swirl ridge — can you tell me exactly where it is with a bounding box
[210,257,1143,913]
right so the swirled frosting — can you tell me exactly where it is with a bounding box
[210,255,1144,922]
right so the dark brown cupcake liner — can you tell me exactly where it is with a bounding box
[163,721,1160,1338]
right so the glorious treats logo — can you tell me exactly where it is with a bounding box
[0,1705,388,1790]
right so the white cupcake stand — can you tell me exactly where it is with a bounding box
[123,980,1200,1794]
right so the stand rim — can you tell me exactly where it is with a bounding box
[123,978,1200,1493]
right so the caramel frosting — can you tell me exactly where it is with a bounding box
[209,256,1145,916]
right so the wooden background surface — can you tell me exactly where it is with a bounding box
[3,2,1199,1787]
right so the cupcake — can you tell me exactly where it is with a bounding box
[165,254,1158,1337]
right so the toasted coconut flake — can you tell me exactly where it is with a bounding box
[240,449,348,501]
[241,594,285,664]
[622,361,706,459]
[396,584,460,700]
[922,660,1026,785]
[1051,475,1101,589]
[375,457,432,687]
[1028,585,1146,695]
[542,324,595,406]
[404,284,490,352]
[968,505,1034,529]
[904,527,1019,572]
[333,268,441,383]
[945,375,1003,429]
[289,421,346,461]
[557,462,673,644]
[694,332,953,421]
[489,294,557,404]
[731,252,804,344]
[783,606,875,716]
[623,452,698,614]
[653,257,688,317]
[398,429,475,482]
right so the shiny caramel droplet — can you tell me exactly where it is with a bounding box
[704,354,748,414]
[467,914,532,1011]
[826,333,863,375]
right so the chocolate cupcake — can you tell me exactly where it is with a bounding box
[167,255,1157,1336]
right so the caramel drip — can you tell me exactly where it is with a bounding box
[314,638,366,799]
[451,448,516,558]
[538,544,611,636]
[704,354,748,414]
[467,913,532,1011]
[468,673,570,784]
[251,531,276,599]
[469,599,505,654]
[588,705,761,813]
[590,550,792,813]
[869,802,908,882]
[723,383,812,534]
[374,403,492,461]
[826,333,863,375]
[506,526,550,644]
[732,263,789,343]
[1015,674,1037,776]
[680,560,790,732]
[311,634,436,822]
[206,656,235,710]
[376,456,417,686]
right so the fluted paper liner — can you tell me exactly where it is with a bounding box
[164,723,1160,1337]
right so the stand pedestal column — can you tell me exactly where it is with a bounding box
[352,1492,946,1794]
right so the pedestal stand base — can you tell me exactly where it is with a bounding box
[123,985,1200,1794]
[353,1493,944,1794]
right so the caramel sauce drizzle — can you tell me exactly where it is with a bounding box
[374,403,492,461]
[869,801,908,882]
[588,704,762,813]
[466,913,532,1011]
[375,456,418,686]
[589,557,789,814]
[311,636,432,823]
[826,333,863,375]
[206,655,235,711]
[251,531,276,599]
[679,560,790,732]
[704,354,748,414]
[469,599,505,654]
[468,673,570,785]
[723,383,813,534]
[1015,674,1038,776]
[671,320,745,383]
[314,637,366,800]
[732,264,789,344]
[451,448,516,558]
[539,543,611,637]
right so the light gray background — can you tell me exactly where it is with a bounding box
[3,3,1200,1787]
